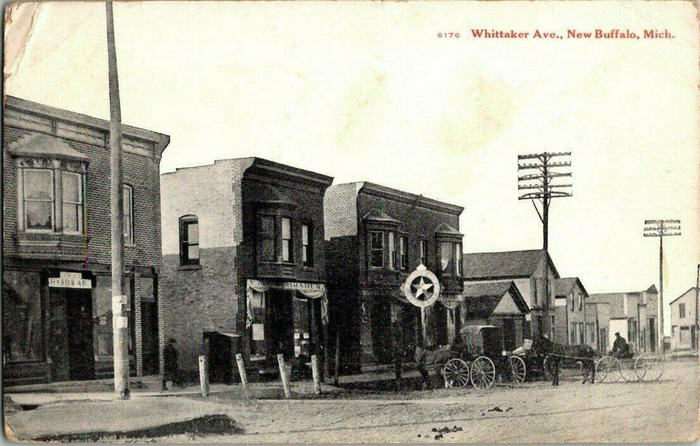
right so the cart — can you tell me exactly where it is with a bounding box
[595,352,664,383]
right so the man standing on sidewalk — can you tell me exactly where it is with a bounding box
[391,321,404,392]
[162,338,178,391]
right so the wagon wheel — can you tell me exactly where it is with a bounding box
[442,358,470,388]
[595,356,621,383]
[470,356,496,390]
[634,354,664,382]
[508,356,526,387]
[619,358,638,382]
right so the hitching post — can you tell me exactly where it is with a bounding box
[277,354,292,399]
[235,353,249,399]
[311,355,322,394]
[198,355,209,398]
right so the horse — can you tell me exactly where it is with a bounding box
[532,336,597,385]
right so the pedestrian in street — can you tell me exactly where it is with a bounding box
[163,338,179,391]
[391,321,404,392]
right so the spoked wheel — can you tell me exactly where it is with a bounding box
[442,358,470,388]
[508,355,526,387]
[634,354,664,382]
[595,356,621,383]
[619,359,638,382]
[470,356,496,390]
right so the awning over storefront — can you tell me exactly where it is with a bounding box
[246,279,328,328]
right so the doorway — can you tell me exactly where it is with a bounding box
[268,289,294,358]
[371,298,391,363]
[141,300,159,375]
[503,318,516,351]
[66,290,95,380]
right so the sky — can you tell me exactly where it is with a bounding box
[5,1,699,334]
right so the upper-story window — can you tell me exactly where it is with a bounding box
[578,292,583,311]
[570,292,575,311]
[257,215,276,262]
[123,184,133,244]
[61,172,83,234]
[439,241,454,276]
[399,236,408,271]
[531,278,539,305]
[369,231,384,268]
[302,223,313,266]
[179,215,199,265]
[388,232,396,270]
[23,168,55,231]
[679,303,686,319]
[453,243,462,276]
[281,217,292,262]
[419,239,428,267]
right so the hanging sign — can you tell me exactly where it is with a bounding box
[402,264,441,308]
[49,272,92,289]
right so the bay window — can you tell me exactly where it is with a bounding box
[258,215,276,261]
[388,232,396,269]
[453,243,462,276]
[281,217,292,262]
[399,236,408,271]
[302,223,313,266]
[439,241,453,275]
[61,172,83,233]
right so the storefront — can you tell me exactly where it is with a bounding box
[246,280,328,362]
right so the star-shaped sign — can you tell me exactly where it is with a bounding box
[412,277,434,300]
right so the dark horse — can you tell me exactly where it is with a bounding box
[532,336,597,385]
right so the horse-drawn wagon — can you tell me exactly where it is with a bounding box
[595,352,664,383]
[415,325,526,390]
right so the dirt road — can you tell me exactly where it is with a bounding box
[155,359,697,443]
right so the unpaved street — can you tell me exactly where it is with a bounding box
[158,360,698,443]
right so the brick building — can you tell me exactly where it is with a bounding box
[160,158,333,380]
[461,249,560,341]
[553,277,592,346]
[2,96,169,386]
[324,182,464,372]
[588,285,659,354]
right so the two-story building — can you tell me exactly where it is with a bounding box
[669,287,698,352]
[461,249,560,341]
[324,182,464,373]
[553,277,592,346]
[160,158,333,381]
[588,285,659,354]
[3,96,169,386]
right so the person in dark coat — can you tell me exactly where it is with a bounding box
[163,338,179,390]
[612,332,630,358]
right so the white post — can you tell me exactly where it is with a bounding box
[277,354,292,399]
[198,355,209,398]
[235,353,249,399]
[311,355,321,395]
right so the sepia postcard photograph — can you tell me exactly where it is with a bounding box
[2,0,699,443]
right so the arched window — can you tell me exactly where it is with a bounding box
[179,215,199,265]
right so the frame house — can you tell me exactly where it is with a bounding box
[160,158,333,381]
[324,182,464,373]
[669,287,698,352]
[553,277,593,347]
[3,97,169,386]
[461,249,560,341]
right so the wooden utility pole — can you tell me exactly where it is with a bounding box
[106,0,129,400]
[517,152,572,339]
[644,220,681,354]
[696,264,699,350]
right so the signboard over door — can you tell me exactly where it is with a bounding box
[49,272,92,289]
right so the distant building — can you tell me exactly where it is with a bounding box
[586,300,611,353]
[588,285,659,354]
[460,281,530,351]
[461,249,560,341]
[669,287,698,352]
[553,277,592,347]
[3,96,169,386]
[324,182,464,372]
[160,158,333,380]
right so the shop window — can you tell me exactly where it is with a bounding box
[439,241,453,276]
[61,172,83,234]
[281,217,292,262]
[257,215,276,262]
[2,271,43,362]
[123,185,134,244]
[679,303,686,319]
[179,215,200,265]
[302,224,313,266]
[419,239,428,268]
[369,231,384,268]
[399,236,408,271]
[23,168,55,231]
[388,232,396,269]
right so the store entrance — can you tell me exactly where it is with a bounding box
[268,289,294,358]
[66,290,95,380]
